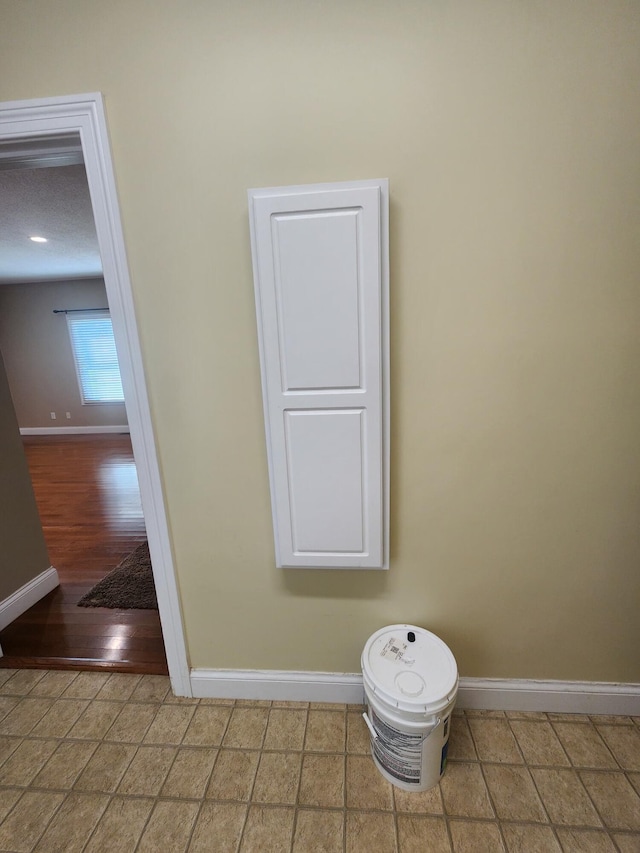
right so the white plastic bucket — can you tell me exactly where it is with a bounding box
[361,624,458,791]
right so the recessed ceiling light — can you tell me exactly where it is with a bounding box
[30,236,48,243]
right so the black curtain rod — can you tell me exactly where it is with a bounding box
[53,307,109,314]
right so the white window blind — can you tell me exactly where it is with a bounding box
[66,310,125,404]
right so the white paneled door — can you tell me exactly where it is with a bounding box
[249,180,389,568]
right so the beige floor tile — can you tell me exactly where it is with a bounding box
[239,804,295,852]
[95,673,141,701]
[183,705,233,746]
[0,670,16,688]
[206,749,260,801]
[509,721,570,766]
[164,693,199,705]
[0,787,22,823]
[299,753,345,808]
[440,762,494,819]
[0,697,53,735]
[590,715,634,726]
[596,725,640,771]
[61,672,110,699]
[502,823,561,852]
[580,771,640,831]
[223,708,269,750]
[613,833,640,853]
[137,800,199,853]
[84,796,155,853]
[346,754,394,810]
[293,809,344,853]
[1,669,47,696]
[189,802,247,853]
[33,741,98,789]
[34,791,108,852]
[251,751,301,804]
[447,716,477,760]
[31,698,89,737]
[553,722,617,769]
[67,700,123,740]
[347,711,371,755]
[304,709,346,752]
[263,708,307,751]
[346,810,396,852]
[310,702,347,710]
[130,674,170,703]
[464,709,506,718]
[0,696,19,722]
[629,773,640,796]
[0,737,58,786]
[397,814,451,852]
[236,698,272,707]
[117,745,177,796]
[161,746,217,799]
[531,768,601,827]
[29,670,78,698]
[199,696,235,706]
[555,827,618,852]
[0,790,64,852]
[467,718,523,763]
[104,702,159,743]
[548,714,592,723]
[74,742,136,793]
[0,734,21,764]
[394,782,443,814]
[505,711,549,721]
[449,819,505,852]
[483,764,548,822]
[143,704,196,745]
[272,700,309,709]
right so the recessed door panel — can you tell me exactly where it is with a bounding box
[273,209,362,391]
[285,409,364,553]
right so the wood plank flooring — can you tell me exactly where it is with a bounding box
[0,435,168,675]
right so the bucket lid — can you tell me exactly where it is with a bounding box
[362,624,458,715]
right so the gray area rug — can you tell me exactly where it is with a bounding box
[77,541,158,610]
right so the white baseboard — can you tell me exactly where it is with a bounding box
[457,677,640,716]
[20,426,130,436]
[0,567,59,632]
[189,669,640,715]
[190,669,365,705]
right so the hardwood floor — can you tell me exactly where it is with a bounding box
[0,435,168,675]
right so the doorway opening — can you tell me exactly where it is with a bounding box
[0,93,190,695]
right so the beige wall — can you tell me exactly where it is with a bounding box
[0,349,50,600]
[0,279,128,429]
[1,0,638,681]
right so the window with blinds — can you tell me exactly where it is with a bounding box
[66,310,125,404]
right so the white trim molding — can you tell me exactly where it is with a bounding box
[190,670,640,715]
[191,669,365,705]
[0,567,59,632]
[20,426,130,436]
[457,677,640,716]
[0,93,191,697]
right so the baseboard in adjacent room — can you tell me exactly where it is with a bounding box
[20,426,130,436]
[0,566,59,632]
[189,669,640,715]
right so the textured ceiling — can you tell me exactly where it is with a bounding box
[0,164,102,284]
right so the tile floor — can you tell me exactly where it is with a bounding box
[0,669,638,852]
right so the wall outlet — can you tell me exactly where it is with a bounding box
[65,412,71,419]
[50,412,56,420]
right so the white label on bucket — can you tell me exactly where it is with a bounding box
[380,637,408,663]
[369,707,423,785]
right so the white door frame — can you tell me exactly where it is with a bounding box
[0,93,191,696]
